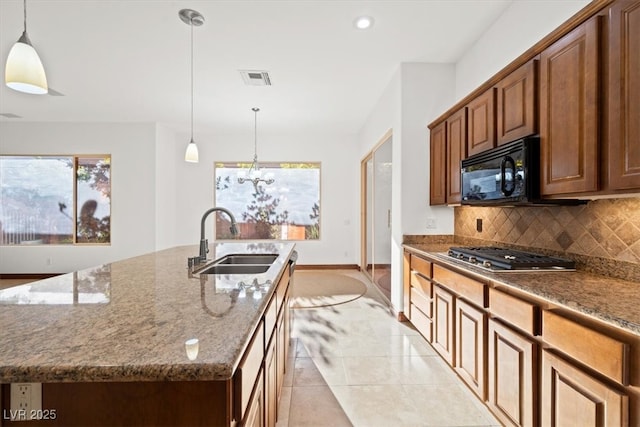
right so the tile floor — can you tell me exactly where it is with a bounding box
[277,270,501,427]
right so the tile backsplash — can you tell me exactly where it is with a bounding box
[454,198,640,281]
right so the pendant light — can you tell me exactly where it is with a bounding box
[5,0,48,95]
[180,9,204,163]
[238,107,274,188]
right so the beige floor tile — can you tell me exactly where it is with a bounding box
[280,270,502,427]
[275,386,292,427]
[330,384,426,426]
[403,383,501,426]
[287,385,353,426]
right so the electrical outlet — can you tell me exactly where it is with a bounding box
[10,383,42,420]
[426,217,437,229]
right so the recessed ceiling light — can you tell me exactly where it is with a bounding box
[354,16,374,30]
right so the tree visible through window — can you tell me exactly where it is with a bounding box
[214,162,320,240]
[0,155,111,245]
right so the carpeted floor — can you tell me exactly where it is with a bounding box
[290,271,367,308]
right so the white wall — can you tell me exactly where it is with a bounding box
[155,123,178,250]
[173,130,360,266]
[455,0,591,99]
[358,63,456,312]
[0,122,157,273]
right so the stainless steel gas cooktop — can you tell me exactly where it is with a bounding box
[447,246,576,272]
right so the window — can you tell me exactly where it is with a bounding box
[214,162,320,240]
[0,155,111,245]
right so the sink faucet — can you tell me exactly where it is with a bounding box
[189,207,239,268]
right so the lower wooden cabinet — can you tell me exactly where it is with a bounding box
[487,319,537,427]
[455,299,486,400]
[244,370,265,427]
[433,285,455,365]
[541,350,629,427]
[265,333,277,427]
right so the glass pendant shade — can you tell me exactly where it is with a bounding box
[185,139,199,163]
[5,31,48,95]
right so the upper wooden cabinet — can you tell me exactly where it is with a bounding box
[467,88,496,156]
[607,0,640,191]
[496,60,537,145]
[429,121,447,205]
[539,16,600,196]
[446,108,467,204]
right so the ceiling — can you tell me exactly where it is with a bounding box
[0,0,513,135]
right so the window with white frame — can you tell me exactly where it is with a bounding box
[214,162,320,240]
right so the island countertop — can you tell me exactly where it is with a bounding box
[0,242,296,384]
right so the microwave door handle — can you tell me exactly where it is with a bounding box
[501,156,516,196]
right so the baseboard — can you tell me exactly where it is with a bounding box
[295,264,360,271]
[0,273,61,280]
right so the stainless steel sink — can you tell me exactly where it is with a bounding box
[217,254,278,265]
[195,253,278,275]
[197,264,271,275]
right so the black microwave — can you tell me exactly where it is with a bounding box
[461,136,540,205]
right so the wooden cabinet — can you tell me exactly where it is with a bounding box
[404,247,640,427]
[496,60,537,145]
[455,299,486,399]
[237,262,292,426]
[541,350,629,427]
[607,0,640,191]
[244,370,265,427]
[265,332,277,427]
[487,319,537,427]
[539,17,600,196]
[467,88,496,156]
[429,121,447,205]
[447,108,467,204]
[404,253,434,341]
[433,285,455,365]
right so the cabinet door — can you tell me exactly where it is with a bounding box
[455,299,486,400]
[265,335,277,427]
[488,319,537,427]
[467,88,496,156]
[276,299,287,404]
[497,60,537,145]
[447,108,467,204]
[608,0,640,190]
[539,17,600,195]
[429,121,447,205]
[244,370,265,427]
[433,285,455,366]
[541,350,629,427]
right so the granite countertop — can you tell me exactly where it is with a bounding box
[0,242,296,384]
[404,243,640,336]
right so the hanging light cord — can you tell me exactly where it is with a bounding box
[190,18,194,142]
[23,0,27,33]
[253,107,259,167]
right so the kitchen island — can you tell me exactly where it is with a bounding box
[0,242,296,426]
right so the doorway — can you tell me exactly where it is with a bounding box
[361,131,392,301]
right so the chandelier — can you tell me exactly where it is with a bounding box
[238,107,274,188]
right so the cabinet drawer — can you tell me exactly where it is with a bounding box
[236,321,265,419]
[489,288,539,336]
[542,311,629,385]
[410,255,432,279]
[410,286,432,318]
[276,266,290,314]
[410,303,432,342]
[264,295,277,345]
[433,265,487,308]
[410,271,432,297]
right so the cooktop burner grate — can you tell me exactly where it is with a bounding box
[448,246,575,271]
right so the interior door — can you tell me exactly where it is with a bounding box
[361,134,392,301]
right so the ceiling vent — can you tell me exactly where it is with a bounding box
[239,70,272,86]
